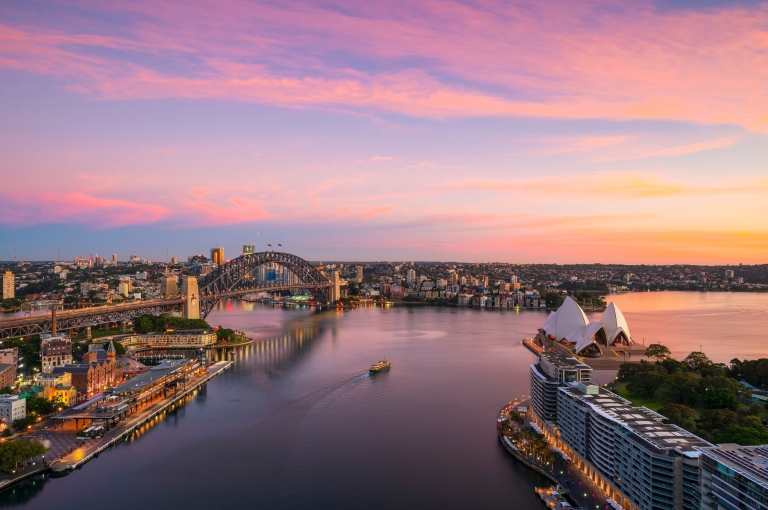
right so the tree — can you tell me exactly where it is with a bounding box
[737,358,768,388]
[627,371,667,398]
[682,351,712,372]
[702,388,738,410]
[714,426,768,446]
[699,376,749,400]
[661,358,687,374]
[0,439,48,470]
[660,373,699,405]
[658,403,697,432]
[0,387,13,395]
[113,342,126,355]
[697,409,739,440]
[700,364,727,377]
[645,344,671,361]
[618,360,666,381]
[738,415,765,432]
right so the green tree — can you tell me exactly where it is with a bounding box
[702,388,739,410]
[697,409,740,440]
[113,342,126,355]
[700,364,727,377]
[0,439,47,470]
[683,351,712,372]
[658,403,697,432]
[714,426,768,446]
[660,372,699,404]
[0,387,13,395]
[699,376,749,399]
[645,344,671,361]
[618,360,666,381]
[661,358,687,374]
[628,371,667,398]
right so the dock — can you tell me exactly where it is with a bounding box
[48,360,233,472]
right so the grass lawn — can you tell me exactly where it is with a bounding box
[612,382,707,416]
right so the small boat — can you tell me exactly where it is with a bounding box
[369,360,391,375]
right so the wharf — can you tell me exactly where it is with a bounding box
[45,360,233,473]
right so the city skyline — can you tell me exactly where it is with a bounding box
[2,0,767,263]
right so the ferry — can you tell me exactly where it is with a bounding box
[369,360,391,375]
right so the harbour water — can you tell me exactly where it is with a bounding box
[1,291,767,509]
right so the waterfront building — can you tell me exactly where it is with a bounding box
[40,333,73,374]
[0,395,26,425]
[530,352,591,425]
[555,383,711,510]
[539,297,634,357]
[2,271,14,299]
[698,444,768,510]
[211,247,224,266]
[115,329,217,351]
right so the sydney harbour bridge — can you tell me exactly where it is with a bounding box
[0,252,340,340]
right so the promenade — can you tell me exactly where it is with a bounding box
[498,400,611,510]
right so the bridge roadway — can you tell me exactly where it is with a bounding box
[0,283,332,339]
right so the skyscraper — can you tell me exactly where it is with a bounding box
[211,247,224,266]
[356,265,364,281]
[406,268,416,284]
[112,254,117,262]
[2,272,14,299]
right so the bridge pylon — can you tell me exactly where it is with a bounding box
[182,276,200,319]
[330,270,340,302]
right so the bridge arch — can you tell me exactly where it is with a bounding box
[197,252,332,317]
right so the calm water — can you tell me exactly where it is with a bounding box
[2,291,767,509]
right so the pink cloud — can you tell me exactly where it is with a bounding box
[0,192,168,228]
[1,1,767,129]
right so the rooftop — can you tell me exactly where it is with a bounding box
[560,384,712,454]
[108,359,190,396]
[540,351,591,370]
[698,444,768,488]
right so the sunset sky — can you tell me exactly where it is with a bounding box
[1,0,767,263]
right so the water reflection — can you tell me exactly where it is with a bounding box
[0,475,49,507]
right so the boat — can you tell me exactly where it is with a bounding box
[369,360,391,375]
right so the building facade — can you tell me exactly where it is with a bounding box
[0,395,25,425]
[2,271,14,299]
[211,247,224,266]
[554,383,711,510]
[160,275,178,298]
[40,333,73,374]
[52,342,123,398]
[698,444,768,510]
[116,329,217,351]
[530,352,592,425]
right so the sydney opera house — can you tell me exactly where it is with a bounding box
[538,297,633,357]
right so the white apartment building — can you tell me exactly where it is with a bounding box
[0,396,26,424]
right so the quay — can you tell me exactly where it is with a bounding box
[498,400,607,510]
[0,360,233,491]
[49,360,233,471]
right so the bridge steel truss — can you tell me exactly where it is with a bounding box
[0,301,184,340]
[198,251,332,318]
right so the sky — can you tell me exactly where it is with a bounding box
[1,0,767,264]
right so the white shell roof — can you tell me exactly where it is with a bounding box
[565,322,606,355]
[543,310,559,334]
[600,302,632,344]
[552,296,589,340]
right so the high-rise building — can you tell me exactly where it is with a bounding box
[171,257,177,264]
[112,254,117,262]
[356,266,364,281]
[406,269,416,284]
[2,271,14,299]
[118,277,133,296]
[725,269,735,278]
[698,444,768,510]
[211,247,224,266]
[554,382,710,510]
[530,352,591,424]
[510,275,518,284]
